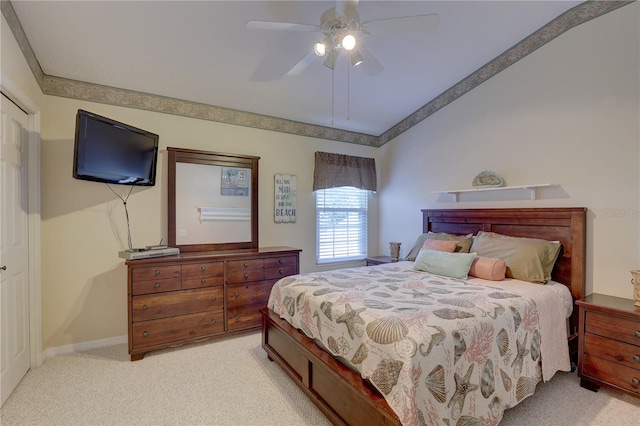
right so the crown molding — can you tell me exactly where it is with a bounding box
[2,0,632,147]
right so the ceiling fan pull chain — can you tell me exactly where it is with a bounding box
[347,58,351,121]
[331,66,335,126]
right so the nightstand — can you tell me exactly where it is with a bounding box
[576,293,640,398]
[365,256,395,266]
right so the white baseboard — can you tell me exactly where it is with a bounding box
[43,335,127,360]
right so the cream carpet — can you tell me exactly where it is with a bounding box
[1,331,638,425]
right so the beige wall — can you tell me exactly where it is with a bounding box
[378,4,640,299]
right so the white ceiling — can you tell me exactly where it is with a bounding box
[10,0,582,136]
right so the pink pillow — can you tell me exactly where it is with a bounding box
[469,256,507,281]
[422,239,458,253]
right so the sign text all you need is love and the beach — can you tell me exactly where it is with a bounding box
[274,174,297,223]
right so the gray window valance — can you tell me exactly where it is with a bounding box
[313,151,377,192]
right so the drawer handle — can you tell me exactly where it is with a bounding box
[279,259,284,265]
[244,273,249,279]
[211,296,217,302]
[235,315,240,321]
[632,378,639,388]
[154,283,160,288]
[235,292,240,298]
[154,270,160,276]
[142,331,148,337]
[633,355,640,362]
[636,331,640,338]
[244,263,249,268]
[201,265,206,272]
[211,319,217,325]
[201,278,207,284]
[279,269,283,275]
[142,305,148,310]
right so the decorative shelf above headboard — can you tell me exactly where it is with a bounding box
[432,184,554,202]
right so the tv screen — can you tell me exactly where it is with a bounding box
[73,110,159,186]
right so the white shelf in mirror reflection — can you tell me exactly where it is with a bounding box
[432,184,554,202]
[198,207,251,222]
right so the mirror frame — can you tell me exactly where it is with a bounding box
[167,147,259,252]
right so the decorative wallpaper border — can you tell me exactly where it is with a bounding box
[1,0,633,147]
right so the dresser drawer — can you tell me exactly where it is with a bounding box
[132,265,181,281]
[264,256,297,269]
[227,304,263,331]
[585,311,640,346]
[265,265,297,280]
[227,269,265,284]
[584,333,640,371]
[182,275,224,290]
[228,281,273,309]
[583,354,640,395]
[132,311,224,349]
[182,261,224,277]
[132,287,223,322]
[228,259,264,271]
[131,277,181,295]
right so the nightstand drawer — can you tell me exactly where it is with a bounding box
[583,354,640,395]
[585,311,640,346]
[584,333,640,371]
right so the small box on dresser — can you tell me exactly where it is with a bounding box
[576,293,640,398]
[126,247,300,361]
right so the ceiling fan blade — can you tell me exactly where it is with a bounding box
[286,50,318,76]
[246,20,319,32]
[361,13,439,35]
[336,0,359,20]
[357,44,383,76]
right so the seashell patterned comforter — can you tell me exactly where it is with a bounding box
[267,261,572,425]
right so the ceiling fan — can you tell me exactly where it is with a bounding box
[246,0,439,77]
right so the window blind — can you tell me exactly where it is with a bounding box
[316,186,368,263]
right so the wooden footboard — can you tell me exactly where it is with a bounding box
[261,307,400,426]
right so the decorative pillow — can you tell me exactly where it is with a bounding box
[412,249,477,279]
[422,239,458,253]
[469,256,507,281]
[469,231,561,284]
[405,232,473,261]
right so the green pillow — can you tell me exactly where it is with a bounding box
[469,231,561,284]
[405,232,473,261]
[412,249,477,279]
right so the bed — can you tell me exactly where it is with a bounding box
[261,208,586,425]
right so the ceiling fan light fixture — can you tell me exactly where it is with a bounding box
[341,34,356,51]
[313,42,326,57]
[323,48,339,69]
[350,50,364,67]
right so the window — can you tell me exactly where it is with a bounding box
[316,186,368,263]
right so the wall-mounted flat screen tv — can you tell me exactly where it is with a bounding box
[73,109,159,186]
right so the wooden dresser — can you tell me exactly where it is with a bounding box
[126,246,300,361]
[576,293,640,398]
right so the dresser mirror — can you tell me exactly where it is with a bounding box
[167,147,259,252]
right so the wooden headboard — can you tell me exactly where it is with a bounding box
[423,208,587,341]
